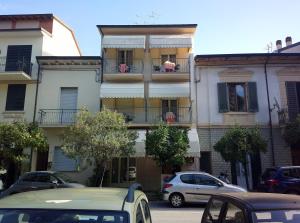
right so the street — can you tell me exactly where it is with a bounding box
[150,201,205,223]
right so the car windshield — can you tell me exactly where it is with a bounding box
[253,210,300,223]
[0,209,128,223]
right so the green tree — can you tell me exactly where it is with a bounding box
[213,126,267,189]
[0,121,48,188]
[145,123,189,174]
[61,109,137,187]
[283,115,300,146]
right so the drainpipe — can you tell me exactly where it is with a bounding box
[264,57,276,166]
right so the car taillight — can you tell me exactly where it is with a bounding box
[163,183,173,189]
[266,179,279,186]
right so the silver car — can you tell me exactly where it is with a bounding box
[162,171,247,207]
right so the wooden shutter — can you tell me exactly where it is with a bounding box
[217,83,229,113]
[247,82,259,112]
[286,82,299,121]
[5,45,32,75]
[5,84,26,111]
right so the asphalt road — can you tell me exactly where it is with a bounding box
[150,201,205,223]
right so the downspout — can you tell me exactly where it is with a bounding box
[264,56,276,166]
[100,35,104,111]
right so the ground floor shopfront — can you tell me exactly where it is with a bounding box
[197,126,293,190]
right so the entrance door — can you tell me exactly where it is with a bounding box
[60,87,78,123]
[200,152,212,174]
[36,149,49,171]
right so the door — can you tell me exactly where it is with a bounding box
[161,100,178,122]
[36,148,49,171]
[200,152,212,174]
[60,87,78,123]
[5,45,32,74]
[178,174,198,202]
[193,174,222,202]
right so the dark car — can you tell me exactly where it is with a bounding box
[258,166,300,194]
[0,171,84,198]
[201,192,300,223]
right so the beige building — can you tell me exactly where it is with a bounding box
[98,24,200,191]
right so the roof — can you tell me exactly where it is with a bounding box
[0,188,143,210]
[36,56,101,67]
[194,53,300,66]
[212,192,300,210]
[278,42,300,53]
[97,24,197,36]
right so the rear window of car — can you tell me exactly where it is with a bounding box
[281,168,300,179]
[164,174,176,183]
[0,209,128,223]
[180,174,195,184]
[262,168,277,180]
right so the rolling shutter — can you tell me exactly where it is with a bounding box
[217,83,229,113]
[5,45,32,75]
[60,87,78,123]
[52,147,77,172]
[5,84,26,111]
[286,82,299,121]
[247,82,259,112]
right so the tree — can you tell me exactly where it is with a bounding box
[213,126,267,189]
[61,109,137,187]
[283,115,300,146]
[0,121,48,188]
[145,123,189,174]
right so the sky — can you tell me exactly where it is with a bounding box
[0,0,300,56]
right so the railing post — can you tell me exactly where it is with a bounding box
[60,109,63,124]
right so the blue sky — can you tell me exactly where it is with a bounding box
[0,0,300,56]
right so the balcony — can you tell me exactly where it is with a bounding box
[104,106,192,125]
[38,109,79,126]
[103,59,144,81]
[0,56,33,81]
[152,58,190,81]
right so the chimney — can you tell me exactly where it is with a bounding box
[276,40,282,49]
[285,36,292,46]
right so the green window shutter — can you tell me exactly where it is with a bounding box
[217,83,229,113]
[286,82,299,121]
[247,82,259,112]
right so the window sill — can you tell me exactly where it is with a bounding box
[225,112,253,115]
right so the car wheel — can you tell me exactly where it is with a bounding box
[169,193,184,208]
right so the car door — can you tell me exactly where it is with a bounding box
[176,174,198,202]
[193,174,223,202]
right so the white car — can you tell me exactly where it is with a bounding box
[162,171,247,207]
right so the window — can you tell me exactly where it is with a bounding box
[194,174,220,186]
[286,82,300,121]
[22,174,38,182]
[162,99,177,122]
[136,204,144,223]
[180,174,195,184]
[5,45,32,74]
[223,203,245,223]
[203,199,225,223]
[228,83,247,112]
[254,210,300,223]
[282,168,300,179]
[118,50,133,65]
[161,54,176,64]
[5,84,26,111]
[217,82,258,113]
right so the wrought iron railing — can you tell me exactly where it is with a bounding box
[152,58,189,73]
[39,109,80,125]
[104,106,192,124]
[0,56,33,75]
[103,59,143,74]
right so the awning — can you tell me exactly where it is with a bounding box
[133,130,146,157]
[187,128,201,157]
[149,35,192,48]
[149,83,190,98]
[102,35,146,48]
[100,83,144,98]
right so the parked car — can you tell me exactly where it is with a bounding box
[162,171,246,207]
[0,171,84,198]
[0,183,151,223]
[201,192,300,223]
[258,166,300,194]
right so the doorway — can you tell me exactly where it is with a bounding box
[36,149,49,171]
[200,152,212,174]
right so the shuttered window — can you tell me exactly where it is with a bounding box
[217,82,258,113]
[5,45,32,75]
[52,147,78,172]
[5,84,26,111]
[286,82,300,121]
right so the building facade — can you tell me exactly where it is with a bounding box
[194,53,300,189]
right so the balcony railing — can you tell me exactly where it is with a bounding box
[152,58,189,73]
[103,59,143,74]
[0,56,33,75]
[39,109,80,125]
[105,106,192,124]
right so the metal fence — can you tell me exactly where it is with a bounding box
[152,58,189,73]
[0,56,33,75]
[103,59,144,74]
[39,109,80,125]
